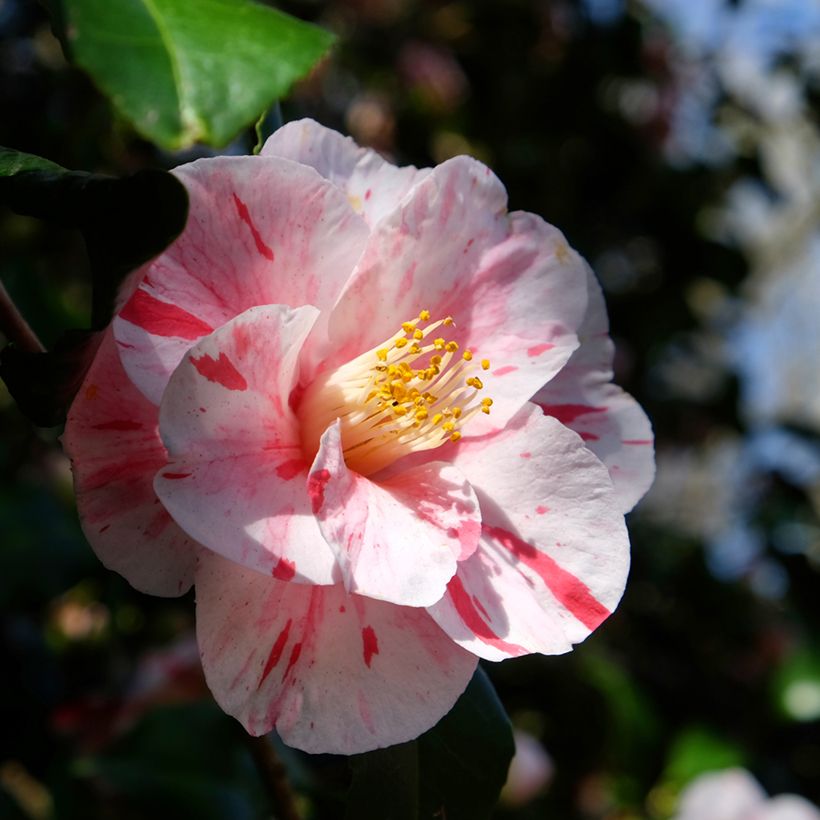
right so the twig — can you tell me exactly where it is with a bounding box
[245,734,302,820]
[0,280,44,353]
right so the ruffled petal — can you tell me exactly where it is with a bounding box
[307,420,480,607]
[154,305,337,583]
[261,118,431,228]
[195,551,478,754]
[114,154,369,404]
[325,156,587,432]
[428,407,630,660]
[533,265,654,512]
[62,331,197,596]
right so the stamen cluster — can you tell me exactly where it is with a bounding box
[299,310,493,475]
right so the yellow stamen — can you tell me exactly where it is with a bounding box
[297,312,497,475]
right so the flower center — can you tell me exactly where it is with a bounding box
[299,310,493,476]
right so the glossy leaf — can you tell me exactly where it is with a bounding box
[346,668,514,820]
[56,0,335,149]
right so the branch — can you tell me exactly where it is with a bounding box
[0,280,44,353]
[244,733,302,820]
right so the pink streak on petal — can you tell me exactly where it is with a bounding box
[282,642,302,682]
[190,352,248,391]
[260,619,292,686]
[307,469,331,514]
[362,626,379,668]
[527,343,555,357]
[520,452,532,459]
[472,595,491,620]
[161,472,192,480]
[275,459,306,480]
[272,557,296,581]
[448,575,527,656]
[538,403,607,425]
[535,506,549,515]
[579,432,600,441]
[493,365,518,376]
[91,420,144,431]
[358,690,376,734]
[119,288,214,339]
[232,193,275,262]
[484,524,610,631]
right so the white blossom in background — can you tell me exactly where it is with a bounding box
[673,768,820,820]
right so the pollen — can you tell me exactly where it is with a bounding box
[298,311,495,475]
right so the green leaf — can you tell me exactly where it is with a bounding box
[661,726,746,790]
[0,146,188,424]
[55,0,335,149]
[346,668,514,820]
[0,146,64,176]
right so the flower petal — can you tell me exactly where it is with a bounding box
[326,156,588,431]
[261,118,431,228]
[154,305,337,583]
[428,407,630,660]
[114,154,369,404]
[195,551,478,754]
[674,769,767,820]
[533,265,655,512]
[307,420,480,607]
[62,331,197,596]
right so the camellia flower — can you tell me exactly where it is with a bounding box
[674,768,820,820]
[62,120,654,754]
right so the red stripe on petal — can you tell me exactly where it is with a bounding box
[276,459,306,480]
[537,403,607,425]
[282,642,302,682]
[190,352,248,391]
[484,525,610,631]
[527,342,555,357]
[119,288,214,340]
[161,472,192,479]
[361,626,379,668]
[472,595,491,621]
[493,365,518,376]
[91,420,144,431]
[307,469,331,514]
[448,575,527,656]
[272,557,296,581]
[259,619,292,686]
[232,193,275,262]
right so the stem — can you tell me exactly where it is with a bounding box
[245,734,302,820]
[0,280,44,353]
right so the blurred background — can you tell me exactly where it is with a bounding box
[2,0,820,817]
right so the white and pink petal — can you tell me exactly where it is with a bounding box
[307,421,480,607]
[114,154,369,404]
[261,118,431,228]
[62,331,198,596]
[326,157,588,432]
[154,305,337,584]
[533,265,654,512]
[429,407,630,660]
[195,551,478,754]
